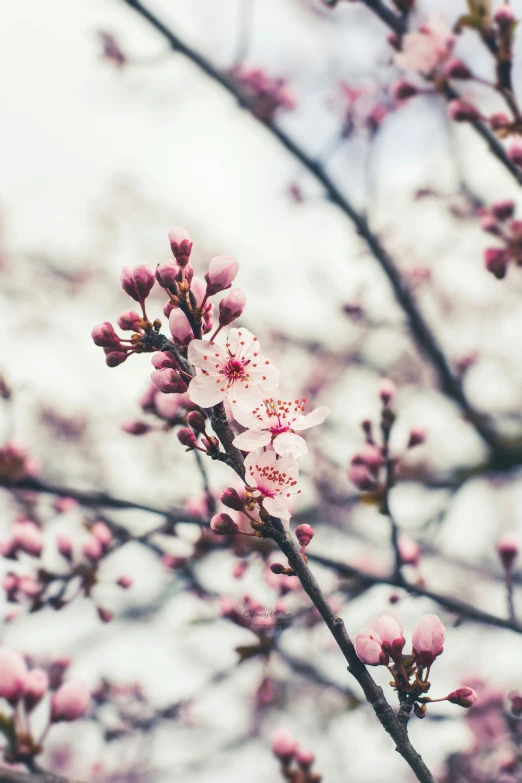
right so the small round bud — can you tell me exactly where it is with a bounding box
[151,369,189,394]
[447,99,480,123]
[271,728,298,762]
[117,311,141,331]
[220,487,244,511]
[156,260,180,288]
[270,563,286,575]
[51,681,90,722]
[105,351,129,368]
[444,59,473,80]
[187,411,207,434]
[91,322,121,349]
[210,513,239,535]
[508,139,522,167]
[484,247,509,280]
[496,533,519,571]
[24,668,49,711]
[168,227,192,267]
[447,686,478,708]
[82,536,103,563]
[391,80,419,101]
[169,309,194,346]
[117,575,133,589]
[378,378,396,405]
[0,648,27,703]
[494,3,515,27]
[91,522,112,548]
[57,533,73,561]
[218,288,246,326]
[177,427,199,450]
[205,255,239,296]
[121,420,150,436]
[407,427,427,448]
[296,749,315,771]
[491,200,516,221]
[120,265,155,302]
[295,524,314,548]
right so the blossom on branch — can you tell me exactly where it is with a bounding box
[187,327,279,409]
[244,450,300,520]
[232,397,330,457]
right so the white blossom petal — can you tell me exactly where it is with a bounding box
[273,431,308,458]
[264,496,291,520]
[227,327,257,360]
[248,357,280,392]
[187,340,227,372]
[233,429,272,452]
[188,374,228,408]
[292,405,330,431]
[231,404,267,430]
[229,380,263,410]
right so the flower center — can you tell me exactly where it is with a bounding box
[223,358,247,380]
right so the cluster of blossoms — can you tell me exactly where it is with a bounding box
[355,612,477,718]
[0,648,89,765]
[479,200,522,279]
[1,515,131,622]
[229,66,296,122]
[92,228,330,527]
[391,8,522,149]
[271,728,321,783]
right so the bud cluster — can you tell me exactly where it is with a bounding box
[355,612,477,718]
[480,200,522,279]
[272,728,321,782]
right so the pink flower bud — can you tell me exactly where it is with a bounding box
[484,247,509,279]
[508,139,522,167]
[270,563,285,574]
[295,524,314,548]
[398,536,421,566]
[3,572,18,596]
[12,521,43,557]
[91,322,121,349]
[24,668,49,711]
[177,427,199,450]
[91,522,112,549]
[348,462,376,491]
[480,213,501,234]
[272,728,298,761]
[205,255,239,296]
[151,369,189,394]
[120,265,155,302]
[121,420,150,435]
[51,681,90,722]
[117,311,141,331]
[218,288,246,327]
[82,536,103,563]
[447,99,480,123]
[489,111,510,130]
[391,80,418,101]
[117,575,133,589]
[496,533,519,571]
[97,606,113,623]
[0,648,27,703]
[296,749,315,771]
[53,497,79,513]
[357,444,384,472]
[444,59,473,80]
[151,351,179,371]
[366,612,405,658]
[412,614,445,667]
[168,227,192,267]
[105,351,129,368]
[210,513,239,535]
[494,3,515,26]
[169,309,194,346]
[156,260,180,288]
[187,411,207,434]
[378,378,396,405]
[407,427,427,448]
[57,533,73,561]
[509,691,522,716]
[354,629,388,666]
[220,487,244,511]
[447,686,478,708]
[18,576,41,597]
[492,200,516,221]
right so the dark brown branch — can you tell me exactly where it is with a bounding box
[308,552,522,635]
[0,770,80,783]
[120,0,512,460]
[265,523,438,783]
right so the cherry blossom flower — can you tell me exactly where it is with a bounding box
[232,397,329,457]
[187,328,279,409]
[244,450,300,520]
[395,15,455,74]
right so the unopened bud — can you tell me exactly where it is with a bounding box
[168,227,193,267]
[220,487,244,511]
[218,288,246,326]
[210,513,239,535]
[447,686,478,708]
[187,411,207,434]
[295,524,314,548]
[496,533,519,571]
[177,427,199,450]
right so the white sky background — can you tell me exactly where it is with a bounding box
[1,0,522,781]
